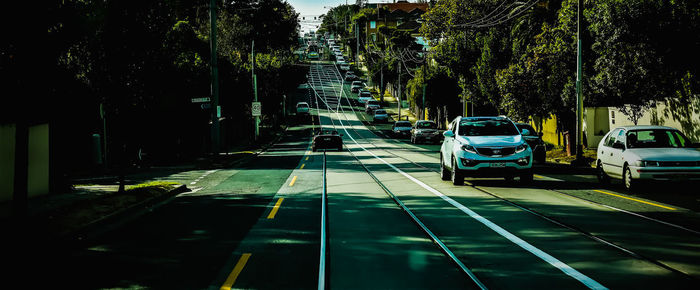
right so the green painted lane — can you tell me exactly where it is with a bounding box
[335,107,697,288]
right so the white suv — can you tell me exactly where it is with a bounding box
[440,116,533,185]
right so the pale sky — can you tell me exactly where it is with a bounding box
[286,0,396,16]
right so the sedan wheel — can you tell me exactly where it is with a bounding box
[623,166,637,192]
[596,161,610,184]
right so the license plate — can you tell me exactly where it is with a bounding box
[323,138,331,141]
[490,162,506,168]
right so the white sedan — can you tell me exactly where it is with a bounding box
[596,125,700,191]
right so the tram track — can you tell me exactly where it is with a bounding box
[307,62,700,287]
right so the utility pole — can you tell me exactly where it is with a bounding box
[209,0,220,154]
[252,40,260,141]
[575,0,584,160]
[397,64,402,121]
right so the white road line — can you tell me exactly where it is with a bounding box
[334,101,607,290]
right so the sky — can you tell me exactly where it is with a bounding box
[287,0,396,17]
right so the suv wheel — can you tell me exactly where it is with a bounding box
[440,155,451,180]
[520,171,533,184]
[451,158,464,185]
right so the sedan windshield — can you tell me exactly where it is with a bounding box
[627,129,693,148]
[416,121,437,129]
[516,124,537,136]
[459,119,519,136]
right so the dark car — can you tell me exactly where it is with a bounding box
[411,120,441,144]
[516,123,546,163]
[312,129,343,151]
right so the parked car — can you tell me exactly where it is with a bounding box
[312,129,343,151]
[357,90,372,104]
[365,100,380,113]
[596,125,700,191]
[340,63,350,71]
[296,102,310,116]
[440,116,533,185]
[373,109,389,123]
[392,121,413,138]
[516,123,546,164]
[411,120,441,144]
[345,72,356,81]
[351,81,363,93]
[336,56,345,63]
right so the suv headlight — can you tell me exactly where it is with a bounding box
[515,143,529,153]
[461,144,477,153]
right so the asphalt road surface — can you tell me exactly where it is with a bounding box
[45,62,699,290]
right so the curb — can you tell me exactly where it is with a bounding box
[62,183,190,243]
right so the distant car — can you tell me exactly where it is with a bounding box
[336,57,345,64]
[340,63,350,71]
[365,100,380,113]
[345,72,356,81]
[312,129,343,151]
[351,81,363,93]
[516,123,546,163]
[411,120,441,144]
[358,90,372,104]
[392,121,413,137]
[373,109,388,123]
[307,51,319,59]
[596,125,700,192]
[296,102,310,116]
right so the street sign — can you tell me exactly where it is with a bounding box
[191,97,211,103]
[252,102,262,116]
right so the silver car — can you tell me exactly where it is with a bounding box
[411,120,441,144]
[373,109,388,123]
[596,125,700,191]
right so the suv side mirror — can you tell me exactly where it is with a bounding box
[443,130,455,138]
[521,129,531,136]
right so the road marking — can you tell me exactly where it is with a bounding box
[305,156,309,161]
[334,114,607,290]
[300,163,306,169]
[220,253,252,290]
[289,176,298,187]
[593,190,676,210]
[534,174,545,179]
[267,198,285,219]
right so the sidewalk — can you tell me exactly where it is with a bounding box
[376,92,420,124]
[1,127,289,242]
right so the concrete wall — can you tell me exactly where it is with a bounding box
[28,124,49,198]
[0,124,16,202]
[608,101,700,142]
[530,107,610,149]
[0,123,50,203]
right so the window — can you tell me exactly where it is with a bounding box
[626,129,692,148]
[604,129,620,147]
[370,21,376,29]
[458,119,519,136]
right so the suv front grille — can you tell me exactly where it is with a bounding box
[476,147,515,157]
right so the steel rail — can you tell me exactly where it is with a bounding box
[309,63,488,289]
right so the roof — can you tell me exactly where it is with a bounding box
[614,125,679,131]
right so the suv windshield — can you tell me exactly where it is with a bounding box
[459,119,519,136]
[627,129,693,148]
[416,121,437,129]
[395,122,411,127]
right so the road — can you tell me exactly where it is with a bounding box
[48,62,699,289]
